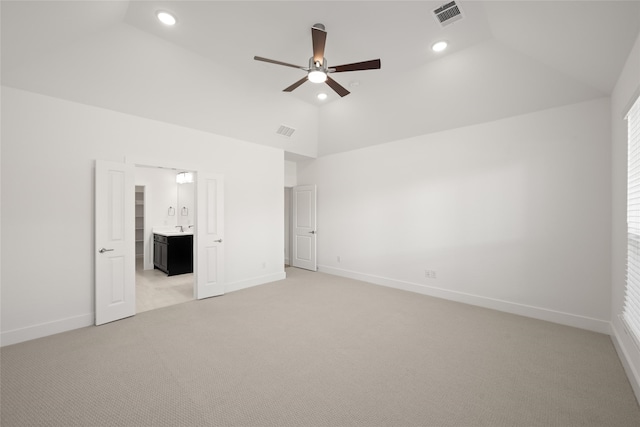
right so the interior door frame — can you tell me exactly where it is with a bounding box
[284,187,293,267]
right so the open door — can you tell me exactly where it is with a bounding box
[195,173,225,299]
[292,185,317,271]
[95,160,135,325]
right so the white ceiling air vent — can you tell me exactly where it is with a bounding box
[276,125,296,137]
[433,1,463,27]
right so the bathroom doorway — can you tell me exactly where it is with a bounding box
[96,159,225,324]
[134,165,195,313]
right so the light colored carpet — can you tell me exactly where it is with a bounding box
[2,268,640,426]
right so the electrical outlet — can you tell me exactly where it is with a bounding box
[337,256,341,263]
[262,262,266,269]
[425,270,437,279]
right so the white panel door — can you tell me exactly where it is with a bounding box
[95,160,135,325]
[196,173,225,299]
[292,185,317,271]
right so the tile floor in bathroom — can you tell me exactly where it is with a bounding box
[136,257,194,313]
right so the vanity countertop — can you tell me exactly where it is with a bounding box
[153,230,193,237]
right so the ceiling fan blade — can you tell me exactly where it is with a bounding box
[283,76,308,92]
[254,56,306,70]
[312,26,327,64]
[325,76,350,97]
[331,59,381,73]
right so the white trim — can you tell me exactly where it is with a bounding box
[1,313,94,347]
[620,313,640,353]
[0,271,287,347]
[625,94,640,343]
[610,321,640,405]
[125,157,198,173]
[318,265,610,334]
[623,86,640,120]
[225,272,286,294]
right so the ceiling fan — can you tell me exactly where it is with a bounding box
[254,23,381,97]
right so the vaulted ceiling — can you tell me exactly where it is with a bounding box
[2,1,639,158]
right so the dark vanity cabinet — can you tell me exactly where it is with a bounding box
[154,234,193,276]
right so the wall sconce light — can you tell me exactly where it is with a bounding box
[176,172,194,184]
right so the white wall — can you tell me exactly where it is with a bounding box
[284,160,297,188]
[611,32,640,401]
[299,97,612,333]
[1,86,285,345]
[177,181,195,230]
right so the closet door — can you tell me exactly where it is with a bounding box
[292,185,317,271]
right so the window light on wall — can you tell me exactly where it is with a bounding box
[624,93,640,345]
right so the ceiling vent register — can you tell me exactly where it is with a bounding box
[276,125,296,137]
[433,1,463,27]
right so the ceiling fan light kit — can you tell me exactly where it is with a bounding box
[254,23,381,98]
[308,70,327,83]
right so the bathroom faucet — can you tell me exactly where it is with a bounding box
[175,225,184,232]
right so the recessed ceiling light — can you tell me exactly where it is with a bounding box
[317,93,328,100]
[156,11,177,26]
[431,41,448,52]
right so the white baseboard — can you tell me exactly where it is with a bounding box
[225,271,286,294]
[1,313,94,347]
[318,265,611,334]
[2,267,607,348]
[610,321,640,405]
[1,272,287,348]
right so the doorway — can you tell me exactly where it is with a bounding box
[95,160,225,325]
[134,165,195,313]
[286,185,317,271]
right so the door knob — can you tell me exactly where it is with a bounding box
[309,231,316,234]
[98,248,114,253]
[214,239,223,243]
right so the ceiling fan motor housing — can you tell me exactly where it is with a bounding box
[309,57,328,72]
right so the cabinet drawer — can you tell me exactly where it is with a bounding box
[154,234,167,244]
